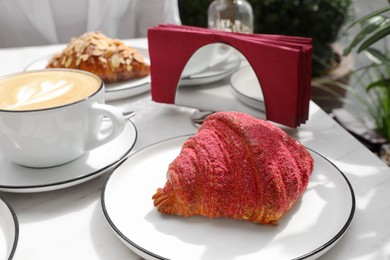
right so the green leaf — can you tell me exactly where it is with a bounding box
[345,6,390,31]
[343,16,386,55]
[364,47,390,65]
[357,22,390,53]
[366,78,390,91]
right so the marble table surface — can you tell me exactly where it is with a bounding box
[0,38,389,260]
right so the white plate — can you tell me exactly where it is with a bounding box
[0,196,18,260]
[102,136,355,260]
[230,66,265,111]
[179,53,241,86]
[0,120,137,193]
[24,49,151,101]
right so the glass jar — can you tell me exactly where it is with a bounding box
[208,0,254,33]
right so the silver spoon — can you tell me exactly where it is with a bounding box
[191,110,214,126]
[103,110,135,121]
[121,110,136,119]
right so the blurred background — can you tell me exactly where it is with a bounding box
[178,0,390,162]
[0,0,388,161]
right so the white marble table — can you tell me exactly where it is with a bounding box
[0,38,389,260]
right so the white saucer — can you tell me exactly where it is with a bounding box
[230,66,265,111]
[0,196,18,259]
[179,53,241,86]
[102,136,355,260]
[24,49,151,101]
[0,120,137,193]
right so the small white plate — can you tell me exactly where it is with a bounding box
[230,66,265,111]
[0,120,137,193]
[0,196,18,260]
[179,53,241,86]
[102,136,355,260]
[24,49,151,101]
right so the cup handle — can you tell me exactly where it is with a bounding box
[86,103,125,150]
[208,44,235,67]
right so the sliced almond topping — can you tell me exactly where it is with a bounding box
[110,54,120,68]
[104,49,114,58]
[97,40,109,51]
[98,56,107,64]
[127,47,137,54]
[118,45,126,51]
[65,57,72,67]
[74,40,84,53]
[75,58,81,66]
[108,45,116,53]
[133,53,145,63]
[61,56,67,65]
[65,48,73,56]
[91,39,99,46]
[92,33,101,39]
[126,65,133,71]
[92,49,103,56]
[113,40,122,46]
[122,51,131,58]
[81,54,89,61]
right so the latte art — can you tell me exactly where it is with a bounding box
[9,80,74,109]
[0,70,101,110]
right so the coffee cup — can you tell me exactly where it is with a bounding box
[181,44,234,77]
[0,69,125,168]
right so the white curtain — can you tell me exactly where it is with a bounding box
[0,0,181,48]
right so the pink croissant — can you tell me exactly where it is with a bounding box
[153,112,314,224]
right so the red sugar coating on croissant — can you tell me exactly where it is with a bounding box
[152,112,314,224]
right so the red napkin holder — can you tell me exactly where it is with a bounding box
[148,25,312,128]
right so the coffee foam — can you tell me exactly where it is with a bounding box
[0,70,101,110]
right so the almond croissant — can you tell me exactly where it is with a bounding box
[46,32,150,84]
[152,112,314,224]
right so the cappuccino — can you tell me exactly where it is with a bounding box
[0,69,125,167]
[0,69,101,111]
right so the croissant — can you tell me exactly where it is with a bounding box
[46,31,150,84]
[152,112,314,224]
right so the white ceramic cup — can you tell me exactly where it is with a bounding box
[0,69,125,168]
[182,44,234,77]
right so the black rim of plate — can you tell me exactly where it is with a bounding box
[101,136,356,260]
[0,195,19,260]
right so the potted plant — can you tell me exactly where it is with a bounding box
[337,3,390,165]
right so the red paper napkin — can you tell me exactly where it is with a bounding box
[147,24,312,128]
